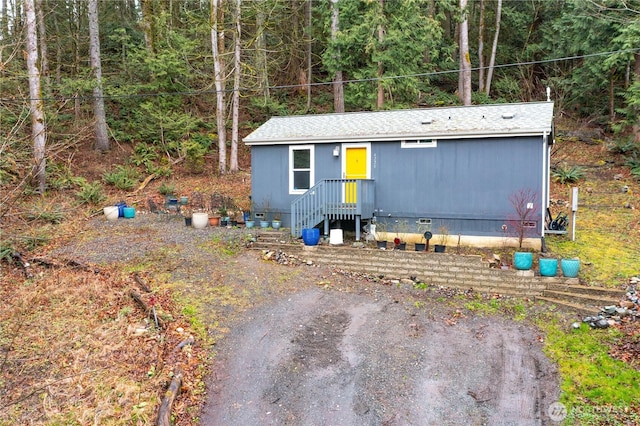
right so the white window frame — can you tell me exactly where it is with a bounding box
[289,144,315,195]
[401,139,438,148]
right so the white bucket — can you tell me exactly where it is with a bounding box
[329,229,343,245]
[104,206,119,221]
[191,212,209,229]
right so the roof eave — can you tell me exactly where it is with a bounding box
[243,129,552,146]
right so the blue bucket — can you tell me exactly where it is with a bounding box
[539,258,558,277]
[302,228,320,246]
[116,202,127,218]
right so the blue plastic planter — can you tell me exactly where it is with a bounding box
[539,258,558,277]
[561,258,580,278]
[513,252,533,270]
[302,228,320,246]
[116,202,127,218]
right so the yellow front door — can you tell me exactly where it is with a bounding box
[345,146,368,203]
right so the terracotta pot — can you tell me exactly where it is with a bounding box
[209,216,220,227]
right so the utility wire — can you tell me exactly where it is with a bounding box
[2,47,639,103]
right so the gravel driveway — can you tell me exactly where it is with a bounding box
[201,285,559,426]
[54,215,560,425]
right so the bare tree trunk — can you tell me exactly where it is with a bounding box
[305,0,312,112]
[459,0,471,106]
[140,0,154,51]
[53,5,61,84]
[25,0,46,193]
[477,0,485,93]
[256,1,269,104]
[230,0,241,172]
[211,0,227,173]
[376,0,385,109]
[1,0,8,38]
[330,0,344,113]
[633,52,640,143]
[88,0,109,152]
[36,0,48,80]
[484,0,501,96]
[609,70,616,123]
[73,1,82,120]
[455,22,462,99]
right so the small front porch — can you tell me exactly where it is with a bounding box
[290,179,375,240]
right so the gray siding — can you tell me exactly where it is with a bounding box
[372,136,543,236]
[251,144,341,223]
[251,136,545,237]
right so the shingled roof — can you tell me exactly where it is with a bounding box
[243,101,554,145]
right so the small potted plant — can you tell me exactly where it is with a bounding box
[218,206,228,227]
[244,199,256,229]
[259,199,271,229]
[182,206,193,227]
[392,220,409,250]
[373,221,388,249]
[434,224,448,253]
[415,224,429,252]
[271,211,282,230]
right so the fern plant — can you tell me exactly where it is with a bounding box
[552,164,585,184]
[75,181,106,205]
[103,165,139,191]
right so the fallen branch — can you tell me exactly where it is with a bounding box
[128,173,157,196]
[156,369,183,426]
[132,272,152,293]
[30,256,102,273]
[129,289,165,329]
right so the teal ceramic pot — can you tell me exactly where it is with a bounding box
[539,258,558,277]
[513,252,533,270]
[260,220,270,229]
[245,220,255,229]
[271,221,281,230]
[561,258,580,278]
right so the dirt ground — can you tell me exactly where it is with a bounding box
[52,215,561,425]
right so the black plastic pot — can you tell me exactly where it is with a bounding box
[376,241,387,249]
[415,243,426,251]
[434,244,446,253]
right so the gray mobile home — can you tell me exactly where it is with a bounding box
[243,101,554,249]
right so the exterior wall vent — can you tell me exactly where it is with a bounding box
[421,118,433,125]
[502,112,515,119]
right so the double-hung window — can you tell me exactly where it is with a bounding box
[289,145,314,194]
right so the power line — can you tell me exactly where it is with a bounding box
[2,47,639,103]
